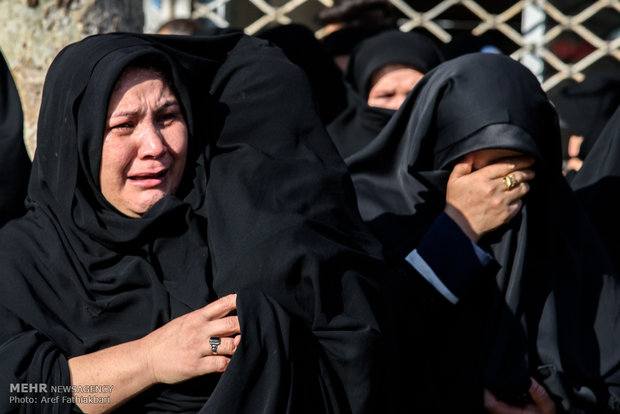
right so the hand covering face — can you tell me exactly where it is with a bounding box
[346,52,620,413]
[0,49,30,227]
[0,32,399,413]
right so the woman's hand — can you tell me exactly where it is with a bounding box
[68,294,241,413]
[444,154,535,243]
[484,378,557,414]
[143,293,241,384]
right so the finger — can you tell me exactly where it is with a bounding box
[510,169,535,184]
[450,154,474,179]
[504,199,523,222]
[201,294,237,320]
[198,355,232,374]
[567,136,583,158]
[204,336,239,356]
[565,157,583,172]
[484,389,521,414]
[206,315,241,338]
[478,156,535,179]
[529,378,556,414]
[502,180,530,200]
[498,172,533,196]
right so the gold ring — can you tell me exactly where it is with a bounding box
[502,174,517,191]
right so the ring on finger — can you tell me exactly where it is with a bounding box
[209,337,221,354]
[502,174,517,191]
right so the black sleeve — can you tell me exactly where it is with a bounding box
[0,305,74,414]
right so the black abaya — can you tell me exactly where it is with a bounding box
[570,106,620,273]
[256,23,348,125]
[0,49,30,227]
[550,68,620,161]
[347,53,620,413]
[0,32,403,413]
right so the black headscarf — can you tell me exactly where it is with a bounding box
[0,32,399,413]
[570,105,620,273]
[347,53,620,413]
[327,29,444,159]
[0,49,31,227]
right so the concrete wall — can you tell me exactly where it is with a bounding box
[0,0,143,158]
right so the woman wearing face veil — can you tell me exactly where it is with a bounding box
[346,53,620,413]
[0,32,406,413]
[327,29,444,159]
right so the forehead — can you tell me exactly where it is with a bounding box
[370,64,423,89]
[112,67,167,95]
[107,67,175,117]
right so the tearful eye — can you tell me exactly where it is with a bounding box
[108,122,134,133]
[161,113,177,122]
[158,110,182,127]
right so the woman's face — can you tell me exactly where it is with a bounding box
[100,67,188,218]
[367,64,424,110]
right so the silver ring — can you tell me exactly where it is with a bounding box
[209,337,221,354]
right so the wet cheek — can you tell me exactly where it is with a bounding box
[102,155,131,187]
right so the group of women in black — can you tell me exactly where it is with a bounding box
[0,22,618,414]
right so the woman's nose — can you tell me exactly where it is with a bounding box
[138,123,167,159]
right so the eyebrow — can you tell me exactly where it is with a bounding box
[108,100,180,119]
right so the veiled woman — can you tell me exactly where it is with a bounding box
[326,29,444,158]
[0,32,403,413]
[346,53,620,413]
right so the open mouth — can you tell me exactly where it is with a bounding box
[128,169,168,187]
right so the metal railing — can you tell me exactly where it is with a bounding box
[188,0,620,91]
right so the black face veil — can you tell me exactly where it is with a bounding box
[0,32,398,413]
[347,53,620,413]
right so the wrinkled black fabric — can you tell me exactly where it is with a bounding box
[256,23,348,125]
[327,29,443,159]
[570,106,620,274]
[321,26,384,60]
[0,49,31,227]
[347,53,620,413]
[550,68,620,160]
[0,32,399,413]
